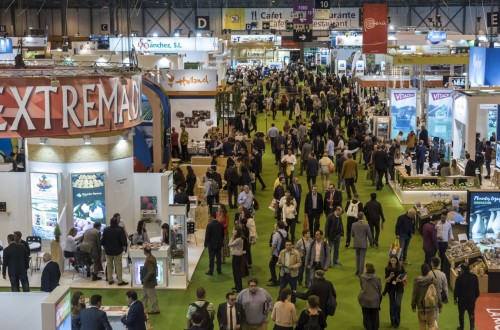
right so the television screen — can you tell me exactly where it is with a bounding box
[467,190,500,242]
[55,291,71,330]
[133,260,164,285]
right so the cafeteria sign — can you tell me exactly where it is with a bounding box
[427,31,447,45]
[0,75,142,138]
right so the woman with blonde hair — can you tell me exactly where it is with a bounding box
[319,153,334,191]
[272,288,297,330]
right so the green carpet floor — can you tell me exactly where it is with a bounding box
[1,111,462,329]
[89,111,461,329]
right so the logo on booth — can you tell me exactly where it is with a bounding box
[431,92,451,101]
[394,93,415,101]
[364,18,386,30]
[427,31,447,45]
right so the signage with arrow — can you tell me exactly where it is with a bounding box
[286,22,294,30]
[293,24,312,42]
[262,21,271,30]
[293,3,313,25]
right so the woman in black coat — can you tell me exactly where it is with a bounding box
[384,255,406,328]
[185,166,196,196]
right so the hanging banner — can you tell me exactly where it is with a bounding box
[160,69,217,95]
[362,4,388,54]
[390,89,417,139]
[0,75,142,138]
[72,172,106,236]
[30,172,59,240]
[427,89,453,143]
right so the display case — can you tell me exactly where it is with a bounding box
[168,204,188,289]
[373,116,391,141]
[129,244,170,288]
[393,167,478,204]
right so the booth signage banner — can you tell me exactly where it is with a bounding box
[109,37,218,52]
[426,31,447,45]
[468,191,500,242]
[427,89,453,143]
[337,60,346,71]
[72,173,106,229]
[469,47,500,86]
[362,4,388,54]
[223,8,359,30]
[0,75,142,138]
[0,38,13,54]
[10,37,47,47]
[30,172,58,240]
[390,89,417,139]
[160,69,217,94]
[330,34,362,46]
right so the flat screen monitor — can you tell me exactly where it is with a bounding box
[467,190,500,242]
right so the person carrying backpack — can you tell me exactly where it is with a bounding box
[187,287,215,330]
[411,263,442,330]
[269,221,288,286]
[296,295,327,330]
[344,194,363,248]
[204,172,218,214]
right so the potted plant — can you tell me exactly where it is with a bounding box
[54,223,61,242]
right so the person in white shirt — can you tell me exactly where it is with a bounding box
[436,212,454,271]
[326,137,335,161]
[281,148,297,185]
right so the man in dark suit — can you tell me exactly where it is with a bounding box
[40,252,61,292]
[121,290,146,330]
[295,270,336,319]
[217,291,245,330]
[288,176,302,221]
[313,134,325,159]
[101,215,128,286]
[174,186,191,216]
[305,154,319,191]
[372,145,389,190]
[304,184,324,236]
[205,210,225,276]
[73,294,112,330]
[323,183,342,216]
[2,234,30,292]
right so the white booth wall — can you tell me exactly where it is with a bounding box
[170,97,217,142]
[0,173,30,241]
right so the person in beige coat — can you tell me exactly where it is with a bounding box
[341,153,358,199]
[277,240,302,304]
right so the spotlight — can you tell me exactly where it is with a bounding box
[50,78,60,87]
[121,131,129,141]
[83,135,91,145]
[152,33,158,37]
[119,76,127,85]
[196,31,202,37]
[39,137,48,145]
[173,29,181,37]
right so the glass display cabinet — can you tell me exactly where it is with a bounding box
[168,204,188,288]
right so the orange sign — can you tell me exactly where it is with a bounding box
[0,75,142,138]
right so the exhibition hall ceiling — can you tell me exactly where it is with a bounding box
[0,0,486,9]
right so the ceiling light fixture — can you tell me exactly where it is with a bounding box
[83,135,91,145]
[50,78,60,87]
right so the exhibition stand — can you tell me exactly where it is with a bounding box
[130,245,170,288]
[393,167,477,204]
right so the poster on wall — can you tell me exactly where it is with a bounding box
[390,89,417,139]
[170,98,216,141]
[362,3,388,54]
[468,190,500,242]
[72,173,106,236]
[427,89,453,143]
[487,106,498,140]
[30,172,59,240]
[140,196,158,211]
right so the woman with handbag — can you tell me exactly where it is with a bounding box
[384,256,406,328]
[358,263,382,330]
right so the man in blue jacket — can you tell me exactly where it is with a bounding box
[121,290,146,330]
[395,209,416,265]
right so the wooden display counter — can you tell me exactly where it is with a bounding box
[393,167,477,204]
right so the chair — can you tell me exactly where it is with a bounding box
[187,221,197,246]
[26,236,43,273]
[73,251,92,279]
[457,233,468,243]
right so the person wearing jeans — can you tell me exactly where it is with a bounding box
[325,206,344,266]
[276,240,302,303]
[295,230,312,287]
[269,222,287,286]
[395,209,416,265]
[384,256,406,328]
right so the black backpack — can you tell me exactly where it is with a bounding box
[304,309,322,330]
[277,231,287,252]
[190,301,214,330]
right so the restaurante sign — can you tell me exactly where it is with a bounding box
[0,75,142,138]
